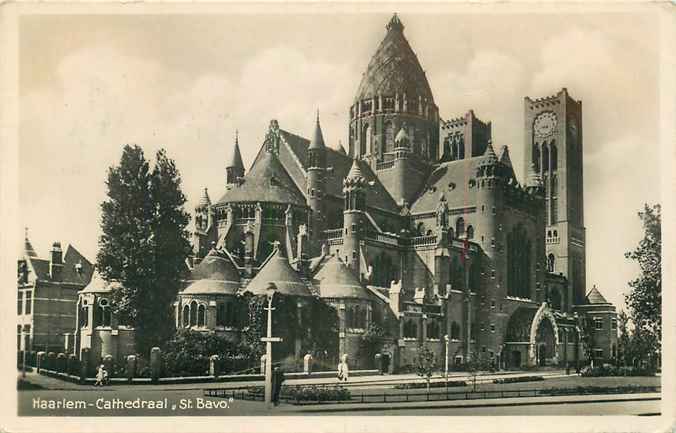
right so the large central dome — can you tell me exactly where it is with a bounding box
[355,14,434,103]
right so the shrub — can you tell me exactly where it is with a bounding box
[246,385,352,402]
[581,365,656,377]
[394,380,467,390]
[493,375,544,384]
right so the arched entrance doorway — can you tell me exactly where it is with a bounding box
[528,303,560,367]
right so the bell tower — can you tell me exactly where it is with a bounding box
[524,88,586,305]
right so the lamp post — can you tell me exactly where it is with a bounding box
[444,334,449,378]
[262,283,281,409]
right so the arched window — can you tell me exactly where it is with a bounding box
[345,307,354,329]
[197,304,206,327]
[416,222,424,236]
[190,301,197,326]
[216,303,226,326]
[542,144,550,173]
[550,142,558,171]
[353,305,361,328]
[547,253,555,273]
[183,304,190,327]
[451,321,461,340]
[466,225,474,239]
[361,124,372,156]
[455,217,465,237]
[384,121,394,153]
[226,302,236,327]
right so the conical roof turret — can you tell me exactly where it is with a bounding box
[346,158,364,182]
[395,123,410,147]
[309,112,326,150]
[499,145,512,168]
[481,140,498,165]
[197,187,211,208]
[226,131,244,170]
[23,228,37,258]
[244,246,312,297]
[356,14,434,103]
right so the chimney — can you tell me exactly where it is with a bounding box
[50,241,64,280]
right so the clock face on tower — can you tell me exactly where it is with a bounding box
[533,112,558,138]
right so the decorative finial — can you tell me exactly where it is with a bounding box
[316,109,320,124]
[24,227,28,240]
[386,13,404,32]
[235,129,238,144]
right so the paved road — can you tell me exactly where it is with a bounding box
[345,399,661,416]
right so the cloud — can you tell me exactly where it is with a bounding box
[20,43,354,260]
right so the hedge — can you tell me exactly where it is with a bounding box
[493,375,544,384]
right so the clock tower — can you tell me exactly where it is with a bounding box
[524,88,586,306]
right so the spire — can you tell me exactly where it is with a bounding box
[24,227,37,258]
[481,139,498,165]
[226,131,244,170]
[346,158,364,181]
[309,111,326,150]
[499,145,512,168]
[198,187,211,207]
[386,13,404,33]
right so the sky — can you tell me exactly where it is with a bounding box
[18,10,662,310]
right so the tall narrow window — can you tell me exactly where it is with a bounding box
[451,322,461,340]
[190,301,197,326]
[384,121,394,153]
[532,143,540,173]
[197,304,206,327]
[550,142,558,171]
[542,145,550,174]
[25,291,32,315]
[455,217,465,237]
[466,225,474,239]
[183,305,190,327]
[217,303,226,326]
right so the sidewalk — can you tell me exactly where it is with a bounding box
[275,392,662,414]
[19,369,565,392]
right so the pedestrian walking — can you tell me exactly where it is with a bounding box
[95,364,105,387]
[337,354,349,383]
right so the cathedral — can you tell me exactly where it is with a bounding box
[67,13,618,372]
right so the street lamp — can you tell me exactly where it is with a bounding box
[262,282,281,409]
[444,334,449,379]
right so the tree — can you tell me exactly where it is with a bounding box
[579,316,595,366]
[414,345,436,392]
[97,145,191,355]
[617,310,630,367]
[465,352,493,391]
[624,204,661,370]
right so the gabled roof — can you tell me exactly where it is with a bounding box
[586,285,610,305]
[313,255,373,301]
[410,157,481,214]
[355,14,434,103]
[80,269,122,294]
[244,248,313,297]
[216,150,306,207]
[265,125,399,212]
[23,243,94,286]
[183,250,241,295]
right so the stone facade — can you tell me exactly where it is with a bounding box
[183,14,619,372]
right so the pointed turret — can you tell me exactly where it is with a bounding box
[386,13,404,33]
[342,159,368,277]
[499,145,512,168]
[309,111,326,150]
[23,228,37,258]
[482,140,498,164]
[306,111,327,254]
[226,131,245,188]
[198,187,211,208]
[394,123,410,149]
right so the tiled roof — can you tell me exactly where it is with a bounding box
[25,244,94,286]
[586,286,610,305]
[244,248,313,297]
[410,157,481,214]
[313,255,373,301]
[277,127,399,212]
[355,14,434,103]
[80,269,122,294]
[216,150,306,207]
[183,251,240,295]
